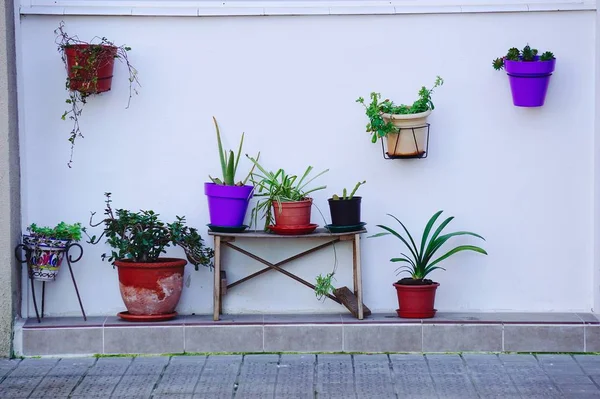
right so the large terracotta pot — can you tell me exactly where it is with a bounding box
[381,110,431,157]
[393,282,439,318]
[114,258,186,320]
[273,198,313,226]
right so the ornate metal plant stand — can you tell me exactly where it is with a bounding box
[15,243,87,323]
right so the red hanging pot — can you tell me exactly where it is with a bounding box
[65,44,117,94]
[393,282,440,318]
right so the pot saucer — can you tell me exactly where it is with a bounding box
[207,224,249,233]
[325,222,366,233]
[395,309,437,318]
[118,311,178,322]
[268,224,318,235]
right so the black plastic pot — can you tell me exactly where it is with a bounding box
[328,197,362,226]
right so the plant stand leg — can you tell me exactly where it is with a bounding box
[41,282,45,319]
[30,277,40,323]
[65,243,86,321]
[213,236,221,321]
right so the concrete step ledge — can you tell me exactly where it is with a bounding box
[13,312,600,356]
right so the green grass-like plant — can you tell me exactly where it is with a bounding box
[246,155,328,230]
[493,44,555,71]
[370,211,487,281]
[209,117,257,186]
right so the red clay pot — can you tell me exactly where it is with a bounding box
[393,282,440,318]
[65,44,117,94]
[114,258,186,317]
[273,198,313,226]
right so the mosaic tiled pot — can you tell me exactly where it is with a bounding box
[22,235,69,282]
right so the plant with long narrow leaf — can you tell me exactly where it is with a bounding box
[246,155,328,230]
[209,117,258,186]
[369,211,487,280]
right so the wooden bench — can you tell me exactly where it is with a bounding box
[208,228,370,320]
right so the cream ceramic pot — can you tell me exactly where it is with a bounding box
[381,109,431,157]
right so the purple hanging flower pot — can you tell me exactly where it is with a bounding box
[204,182,254,227]
[504,56,556,107]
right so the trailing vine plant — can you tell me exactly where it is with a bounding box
[55,22,140,167]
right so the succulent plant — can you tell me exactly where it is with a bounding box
[493,44,555,71]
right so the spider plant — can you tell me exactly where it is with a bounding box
[246,155,328,230]
[370,211,487,281]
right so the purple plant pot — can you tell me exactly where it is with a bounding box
[204,183,254,227]
[505,57,556,107]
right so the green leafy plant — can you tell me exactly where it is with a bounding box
[370,211,487,282]
[55,22,140,168]
[209,116,258,186]
[314,272,336,301]
[246,155,328,230]
[356,76,443,143]
[83,193,214,270]
[332,181,366,201]
[27,222,82,242]
[493,44,555,71]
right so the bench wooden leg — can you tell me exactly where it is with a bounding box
[213,236,221,321]
[353,233,364,320]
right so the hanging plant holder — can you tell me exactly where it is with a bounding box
[65,44,117,94]
[381,123,430,159]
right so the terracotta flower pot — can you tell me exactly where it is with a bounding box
[114,258,186,320]
[381,110,431,157]
[65,44,117,94]
[273,198,313,226]
[393,281,440,318]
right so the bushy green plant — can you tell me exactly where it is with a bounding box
[27,222,82,241]
[246,155,328,230]
[493,44,555,71]
[83,193,214,270]
[209,117,258,186]
[370,211,487,281]
[356,76,443,143]
[331,181,366,201]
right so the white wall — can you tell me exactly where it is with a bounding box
[18,11,596,316]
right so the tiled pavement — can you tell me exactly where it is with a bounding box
[2,354,600,398]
